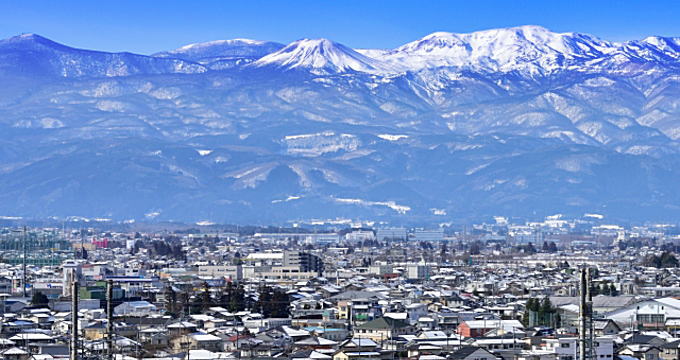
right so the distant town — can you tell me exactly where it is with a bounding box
[0,214,679,359]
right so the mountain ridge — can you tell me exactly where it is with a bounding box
[0,26,680,224]
[4,26,680,77]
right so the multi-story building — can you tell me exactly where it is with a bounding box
[197,265,243,281]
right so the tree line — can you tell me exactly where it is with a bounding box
[164,281,290,318]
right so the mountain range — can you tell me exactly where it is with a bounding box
[1,25,680,225]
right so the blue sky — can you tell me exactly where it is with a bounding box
[1,0,679,54]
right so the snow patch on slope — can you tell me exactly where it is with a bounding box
[283,131,360,156]
[377,134,409,141]
[333,197,411,214]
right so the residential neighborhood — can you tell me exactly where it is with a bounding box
[0,215,679,359]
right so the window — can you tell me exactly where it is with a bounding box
[637,314,664,324]
[561,343,571,348]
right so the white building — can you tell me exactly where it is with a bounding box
[114,301,158,316]
[62,261,82,297]
[345,230,376,242]
[525,336,614,360]
[198,265,242,281]
[376,228,408,241]
[606,297,680,329]
[411,229,444,242]
[406,264,431,280]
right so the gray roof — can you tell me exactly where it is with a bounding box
[330,291,386,301]
[549,296,638,308]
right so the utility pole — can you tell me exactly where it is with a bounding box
[579,268,587,360]
[236,326,240,360]
[587,268,594,360]
[22,226,27,297]
[107,279,114,360]
[80,229,85,259]
[70,279,79,360]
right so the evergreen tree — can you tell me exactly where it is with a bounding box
[220,282,246,312]
[256,285,273,316]
[31,292,49,307]
[469,242,481,255]
[643,252,679,268]
[177,290,190,316]
[609,284,618,296]
[524,297,558,328]
[255,285,290,318]
[522,298,535,326]
[526,242,537,254]
[600,283,610,295]
[270,288,291,318]
[194,281,212,312]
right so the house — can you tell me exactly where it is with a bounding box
[0,347,29,360]
[449,346,499,360]
[139,328,169,350]
[594,319,621,336]
[661,339,680,360]
[458,320,524,338]
[333,350,382,360]
[83,321,107,340]
[167,321,198,337]
[405,331,463,358]
[618,345,661,360]
[354,317,414,342]
[336,338,380,353]
[333,339,382,360]
[291,349,334,359]
[625,334,667,348]
[8,334,55,347]
[472,337,526,352]
[171,332,223,352]
[405,303,428,323]
[294,336,338,351]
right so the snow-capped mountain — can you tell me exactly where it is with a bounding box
[250,38,392,74]
[153,39,284,69]
[377,25,615,75]
[0,33,206,77]
[1,27,680,224]
[366,25,680,75]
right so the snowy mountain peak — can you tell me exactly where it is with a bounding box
[378,26,618,74]
[153,38,284,63]
[10,33,42,40]
[250,38,390,74]
[421,25,553,43]
[177,38,269,50]
[0,33,67,49]
[639,36,680,52]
